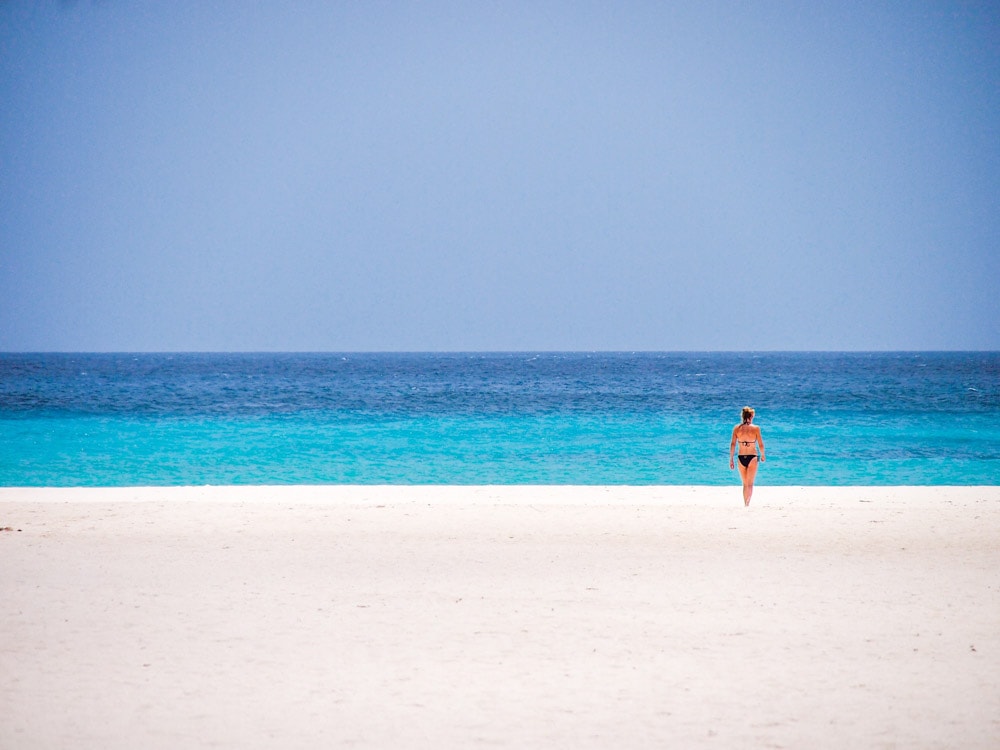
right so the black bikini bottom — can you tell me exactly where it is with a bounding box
[738,454,757,468]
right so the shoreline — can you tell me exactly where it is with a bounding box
[2,483,997,499]
[2,486,998,748]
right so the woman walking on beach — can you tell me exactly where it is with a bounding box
[730,406,765,506]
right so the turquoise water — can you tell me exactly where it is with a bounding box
[1,352,998,485]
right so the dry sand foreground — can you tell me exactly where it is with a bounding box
[1,486,998,749]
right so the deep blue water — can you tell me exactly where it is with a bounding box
[1,352,997,485]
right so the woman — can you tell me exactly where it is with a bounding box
[730,406,765,506]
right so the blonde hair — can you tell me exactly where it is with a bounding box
[741,406,755,424]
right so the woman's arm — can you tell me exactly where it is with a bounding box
[756,426,765,462]
[729,427,738,468]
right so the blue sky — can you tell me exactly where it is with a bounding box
[2,1,997,351]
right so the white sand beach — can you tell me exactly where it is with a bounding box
[1,485,998,749]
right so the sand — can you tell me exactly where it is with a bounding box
[1,485,998,749]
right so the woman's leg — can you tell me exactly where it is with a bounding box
[743,458,759,506]
[737,460,751,505]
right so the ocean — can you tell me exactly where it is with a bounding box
[1,352,997,486]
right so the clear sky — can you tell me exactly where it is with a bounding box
[2,1,998,351]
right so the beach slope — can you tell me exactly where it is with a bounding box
[1,486,998,748]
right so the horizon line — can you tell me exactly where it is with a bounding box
[2,349,997,356]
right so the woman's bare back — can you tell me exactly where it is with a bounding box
[734,424,760,453]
